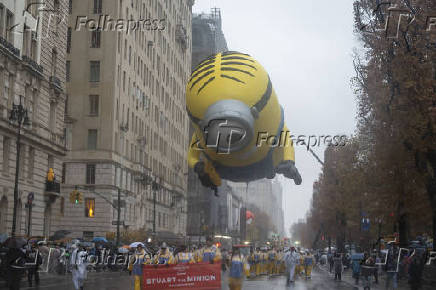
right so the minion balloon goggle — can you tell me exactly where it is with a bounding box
[195,99,262,154]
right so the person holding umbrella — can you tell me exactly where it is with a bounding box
[4,237,27,290]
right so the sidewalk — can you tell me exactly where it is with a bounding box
[0,270,128,288]
[318,264,409,290]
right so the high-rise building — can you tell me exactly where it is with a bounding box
[0,0,68,236]
[228,178,285,238]
[56,0,193,239]
[186,8,232,239]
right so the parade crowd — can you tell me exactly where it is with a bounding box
[1,235,434,290]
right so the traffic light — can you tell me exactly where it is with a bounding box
[69,190,83,204]
[76,191,83,204]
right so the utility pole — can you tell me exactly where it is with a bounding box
[116,187,121,247]
[26,192,34,236]
[153,182,156,234]
[378,218,382,253]
[9,96,30,237]
[152,176,160,235]
[12,129,21,237]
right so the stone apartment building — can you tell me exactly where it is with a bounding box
[57,0,193,239]
[0,0,68,237]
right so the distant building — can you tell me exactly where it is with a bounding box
[0,0,68,236]
[228,178,285,238]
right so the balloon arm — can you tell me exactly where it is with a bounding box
[188,132,201,169]
[188,131,222,189]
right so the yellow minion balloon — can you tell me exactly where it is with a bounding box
[186,51,302,191]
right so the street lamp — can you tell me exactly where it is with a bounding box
[152,176,162,235]
[9,95,30,237]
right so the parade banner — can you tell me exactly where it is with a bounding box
[142,262,221,289]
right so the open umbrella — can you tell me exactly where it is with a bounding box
[129,242,145,248]
[118,247,129,254]
[50,230,71,241]
[0,233,8,244]
[92,237,108,243]
[4,237,27,248]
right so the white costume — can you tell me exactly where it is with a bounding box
[71,247,88,290]
[284,250,300,282]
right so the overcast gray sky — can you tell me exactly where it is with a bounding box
[193,0,357,237]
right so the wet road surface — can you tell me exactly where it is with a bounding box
[2,267,359,289]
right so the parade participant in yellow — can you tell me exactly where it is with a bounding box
[267,248,277,276]
[228,247,250,290]
[261,248,268,274]
[296,251,304,276]
[175,246,195,264]
[248,248,256,277]
[253,248,261,276]
[304,251,315,279]
[128,244,151,290]
[199,237,221,263]
[192,245,201,263]
[153,243,175,265]
[276,249,284,274]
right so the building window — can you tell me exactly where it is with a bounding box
[85,198,95,217]
[51,49,57,76]
[22,25,30,56]
[0,196,7,233]
[32,90,39,123]
[68,0,73,14]
[91,29,101,48]
[48,154,54,170]
[86,164,96,184]
[67,27,72,53]
[93,0,102,14]
[90,61,100,82]
[6,10,13,42]
[60,197,65,216]
[27,146,34,180]
[89,95,99,115]
[61,163,66,183]
[66,61,71,82]
[83,231,94,241]
[0,6,4,38]
[2,137,10,174]
[87,129,97,150]
[30,36,37,61]
[49,102,56,131]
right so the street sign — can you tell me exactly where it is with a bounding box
[112,220,124,226]
[27,192,34,204]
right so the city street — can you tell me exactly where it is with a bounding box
[0,267,388,290]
